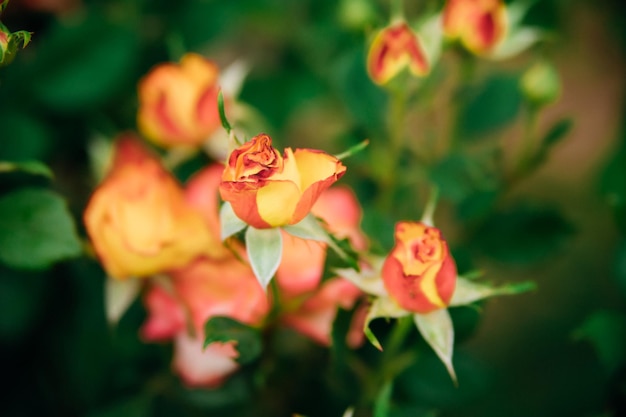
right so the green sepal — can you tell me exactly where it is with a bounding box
[0,161,53,178]
[218,90,232,134]
[204,316,262,365]
[105,276,141,326]
[219,202,247,241]
[364,296,408,351]
[450,277,536,307]
[413,309,457,384]
[245,226,282,290]
[283,214,350,263]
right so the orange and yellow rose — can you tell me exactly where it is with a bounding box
[219,133,347,229]
[382,222,457,313]
[137,53,222,148]
[367,21,430,85]
[442,0,507,55]
[83,134,220,279]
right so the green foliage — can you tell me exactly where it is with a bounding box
[0,188,82,270]
[472,204,573,265]
[204,317,263,365]
[458,74,523,140]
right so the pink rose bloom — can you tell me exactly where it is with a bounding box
[278,186,368,346]
[141,164,269,387]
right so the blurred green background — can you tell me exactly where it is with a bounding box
[0,0,625,416]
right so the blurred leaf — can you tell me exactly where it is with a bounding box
[529,118,573,167]
[331,46,387,133]
[105,276,141,326]
[27,12,140,111]
[245,225,283,289]
[0,266,47,343]
[88,395,151,417]
[574,311,626,374]
[0,110,53,161]
[374,380,393,417]
[614,239,626,296]
[0,188,82,270]
[457,189,500,222]
[458,74,523,139]
[472,204,573,265]
[204,316,262,365]
[430,153,496,203]
[0,160,53,178]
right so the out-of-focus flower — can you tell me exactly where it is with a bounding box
[282,278,365,347]
[137,53,222,148]
[442,0,507,55]
[276,186,367,297]
[220,133,346,229]
[22,0,80,16]
[277,186,367,346]
[381,222,456,313]
[141,164,269,388]
[367,21,430,85]
[84,134,220,279]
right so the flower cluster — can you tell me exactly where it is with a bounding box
[82,0,536,388]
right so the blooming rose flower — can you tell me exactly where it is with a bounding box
[381,222,457,313]
[137,53,222,148]
[220,133,346,229]
[442,0,507,55]
[367,21,430,85]
[84,134,221,279]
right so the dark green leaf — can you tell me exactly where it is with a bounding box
[472,204,573,265]
[27,13,140,111]
[0,161,53,178]
[0,110,53,161]
[88,396,151,417]
[574,311,626,374]
[0,188,83,269]
[458,74,523,139]
[204,316,262,365]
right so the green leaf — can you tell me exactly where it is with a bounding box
[542,118,573,148]
[245,226,282,289]
[573,311,626,374]
[413,309,456,383]
[104,276,141,326]
[374,380,393,417]
[204,316,262,365]
[472,204,573,265]
[450,277,536,306]
[458,74,523,139]
[27,13,140,111]
[0,188,82,270]
[0,161,53,178]
[220,202,248,241]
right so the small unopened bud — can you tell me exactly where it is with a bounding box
[520,61,561,107]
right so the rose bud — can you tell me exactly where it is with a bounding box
[219,133,347,229]
[367,21,430,85]
[137,53,221,148]
[442,0,507,55]
[84,134,220,279]
[382,222,457,313]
